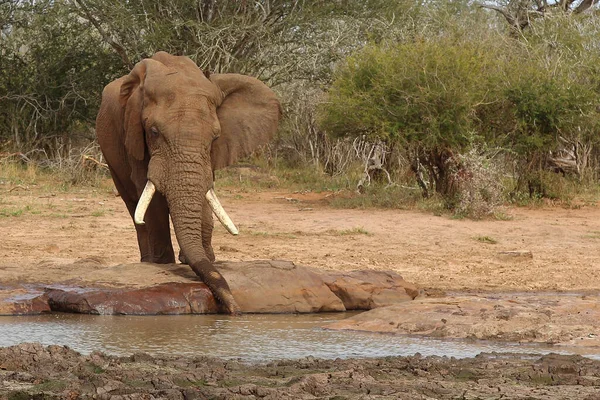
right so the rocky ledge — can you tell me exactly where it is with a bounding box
[324,293,600,348]
[0,260,419,315]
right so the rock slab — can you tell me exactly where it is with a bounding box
[1,260,419,315]
[46,283,219,315]
[322,270,420,310]
[221,260,346,313]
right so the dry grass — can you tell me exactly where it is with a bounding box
[0,143,113,193]
[2,146,599,219]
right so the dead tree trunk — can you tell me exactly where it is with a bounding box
[357,141,393,193]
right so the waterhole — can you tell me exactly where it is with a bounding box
[1,313,597,362]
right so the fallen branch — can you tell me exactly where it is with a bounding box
[81,155,108,169]
[9,185,29,192]
[0,152,33,164]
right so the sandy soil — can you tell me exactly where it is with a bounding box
[1,178,600,293]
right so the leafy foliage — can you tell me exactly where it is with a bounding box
[321,39,498,148]
[0,0,421,152]
[0,0,122,153]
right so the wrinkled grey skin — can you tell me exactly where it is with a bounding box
[96,52,280,314]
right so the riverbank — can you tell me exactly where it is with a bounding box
[2,343,600,399]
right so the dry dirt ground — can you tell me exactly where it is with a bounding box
[3,177,600,398]
[1,178,600,292]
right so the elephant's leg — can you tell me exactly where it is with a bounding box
[109,166,174,264]
[129,195,175,264]
[178,198,215,264]
[108,167,152,261]
[134,224,153,262]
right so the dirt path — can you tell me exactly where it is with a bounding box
[1,180,600,293]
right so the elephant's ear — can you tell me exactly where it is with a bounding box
[209,74,281,170]
[119,61,148,161]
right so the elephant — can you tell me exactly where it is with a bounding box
[95,51,281,314]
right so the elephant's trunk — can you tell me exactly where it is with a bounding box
[163,170,241,315]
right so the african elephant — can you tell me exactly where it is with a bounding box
[95,52,280,314]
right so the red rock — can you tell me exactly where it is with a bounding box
[0,287,50,315]
[46,283,218,315]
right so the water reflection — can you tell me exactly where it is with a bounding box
[1,313,598,362]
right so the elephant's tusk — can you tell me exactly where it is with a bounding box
[206,188,239,235]
[134,181,156,225]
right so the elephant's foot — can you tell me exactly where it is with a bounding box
[140,243,175,264]
[154,253,176,264]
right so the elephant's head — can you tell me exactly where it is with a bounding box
[118,52,280,313]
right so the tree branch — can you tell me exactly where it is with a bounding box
[478,3,526,30]
[74,0,133,69]
[574,0,599,13]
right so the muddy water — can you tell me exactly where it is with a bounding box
[0,313,592,362]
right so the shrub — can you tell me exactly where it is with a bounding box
[450,147,505,219]
[320,36,504,200]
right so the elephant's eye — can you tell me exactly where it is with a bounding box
[150,126,160,138]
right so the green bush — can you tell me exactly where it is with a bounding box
[320,36,504,200]
[0,0,123,153]
[321,38,499,148]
